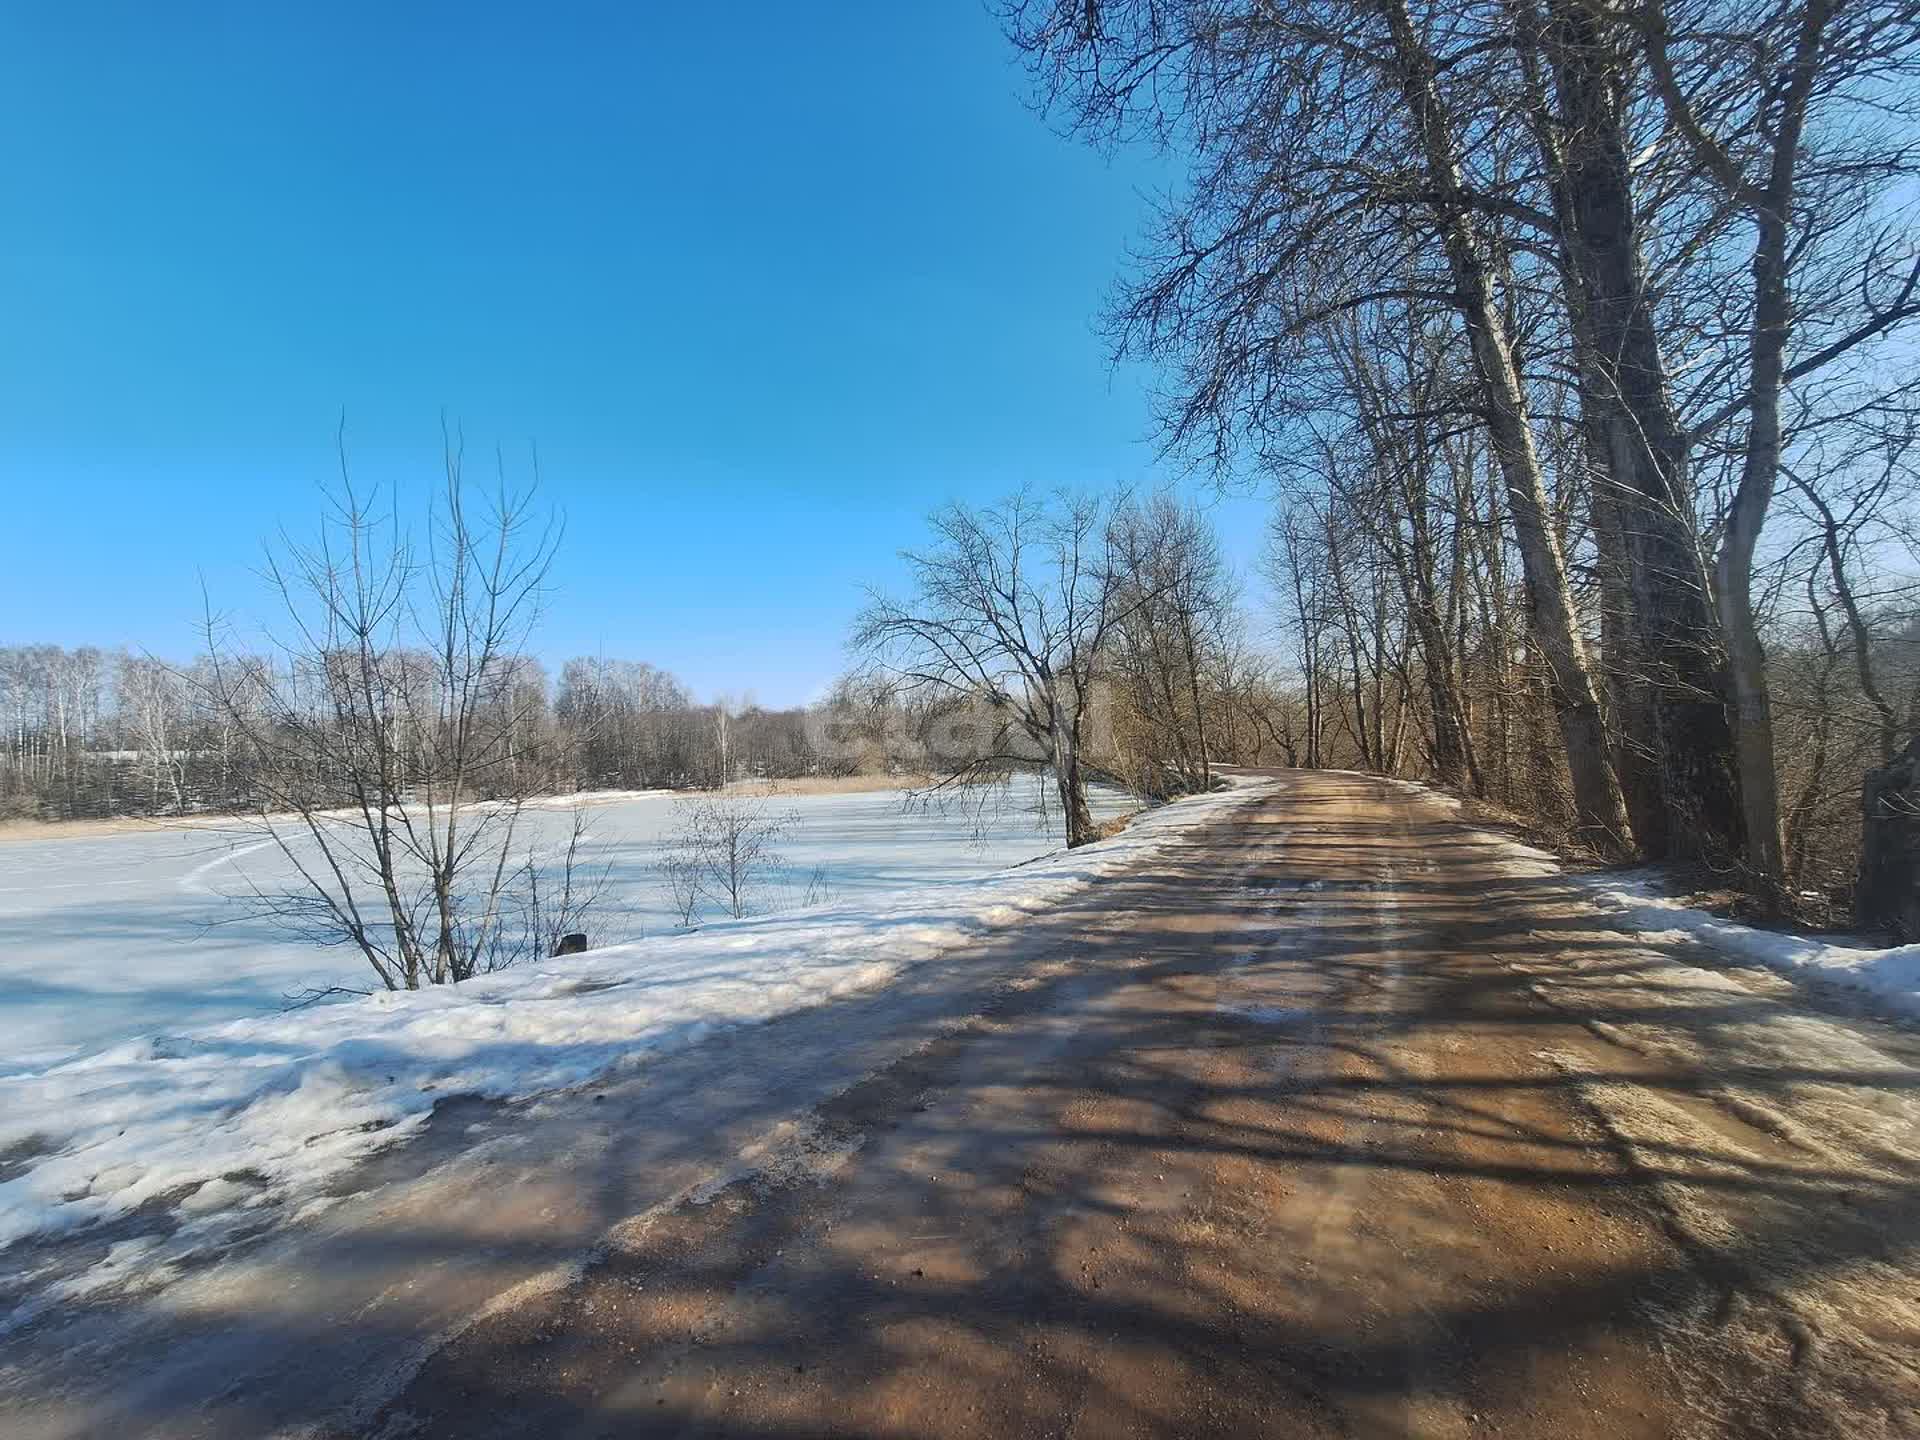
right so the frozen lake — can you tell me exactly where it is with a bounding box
[0,780,1127,1071]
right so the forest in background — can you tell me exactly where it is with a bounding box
[0,643,830,822]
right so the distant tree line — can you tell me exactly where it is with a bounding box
[0,642,838,823]
[2,609,1296,834]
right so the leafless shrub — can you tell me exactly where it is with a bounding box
[659,792,801,922]
[658,851,704,929]
[197,427,576,990]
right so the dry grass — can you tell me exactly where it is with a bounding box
[0,812,256,844]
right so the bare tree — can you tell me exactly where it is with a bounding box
[118,653,188,815]
[510,809,617,965]
[1636,0,1920,894]
[853,489,1148,847]
[1109,493,1236,796]
[198,433,569,990]
[659,850,705,928]
[659,791,799,921]
[1497,0,1746,863]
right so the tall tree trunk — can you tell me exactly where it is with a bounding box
[1525,0,1744,863]
[1710,0,1834,898]
[1327,517,1375,769]
[1588,476,1666,845]
[1052,704,1097,848]
[1371,568,1389,769]
[1179,619,1214,790]
[1447,437,1487,792]
[1785,645,1839,888]
[1382,0,1633,853]
[1286,530,1324,771]
[1403,444,1478,793]
[1858,733,1920,940]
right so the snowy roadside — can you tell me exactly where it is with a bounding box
[1364,771,1920,1020]
[0,783,1265,1272]
[1574,874,1920,1019]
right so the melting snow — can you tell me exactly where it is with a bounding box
[1576,874,1920,1019]
[0,785,1260,1255]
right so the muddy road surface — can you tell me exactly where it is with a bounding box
[4,771,1918,1439]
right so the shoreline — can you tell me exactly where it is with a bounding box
[0,774,941,844]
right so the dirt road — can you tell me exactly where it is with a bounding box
[6,771,1919,1438]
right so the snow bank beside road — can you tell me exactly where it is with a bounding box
[1361,769,1920,1018]
[1577,874,1920,1019]
[0,784,1259,1255]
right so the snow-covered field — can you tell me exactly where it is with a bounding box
[0,780,1239,1274]
[0,780,1127,1070]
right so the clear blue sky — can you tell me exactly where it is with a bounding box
[0,2,1267,706]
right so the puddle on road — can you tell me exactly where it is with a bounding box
[1220,1003,1315,1027]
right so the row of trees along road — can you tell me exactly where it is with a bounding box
[991,0,1920,921]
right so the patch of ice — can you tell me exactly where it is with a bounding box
[0,778,1138,1069]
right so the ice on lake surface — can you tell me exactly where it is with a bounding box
[0,779,1128,1071]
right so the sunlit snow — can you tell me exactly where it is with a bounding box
[0,781,1237,1260]
[0,780,1123,1069]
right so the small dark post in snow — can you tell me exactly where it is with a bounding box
[554,932,589,957]
[1857,736,1920,941]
